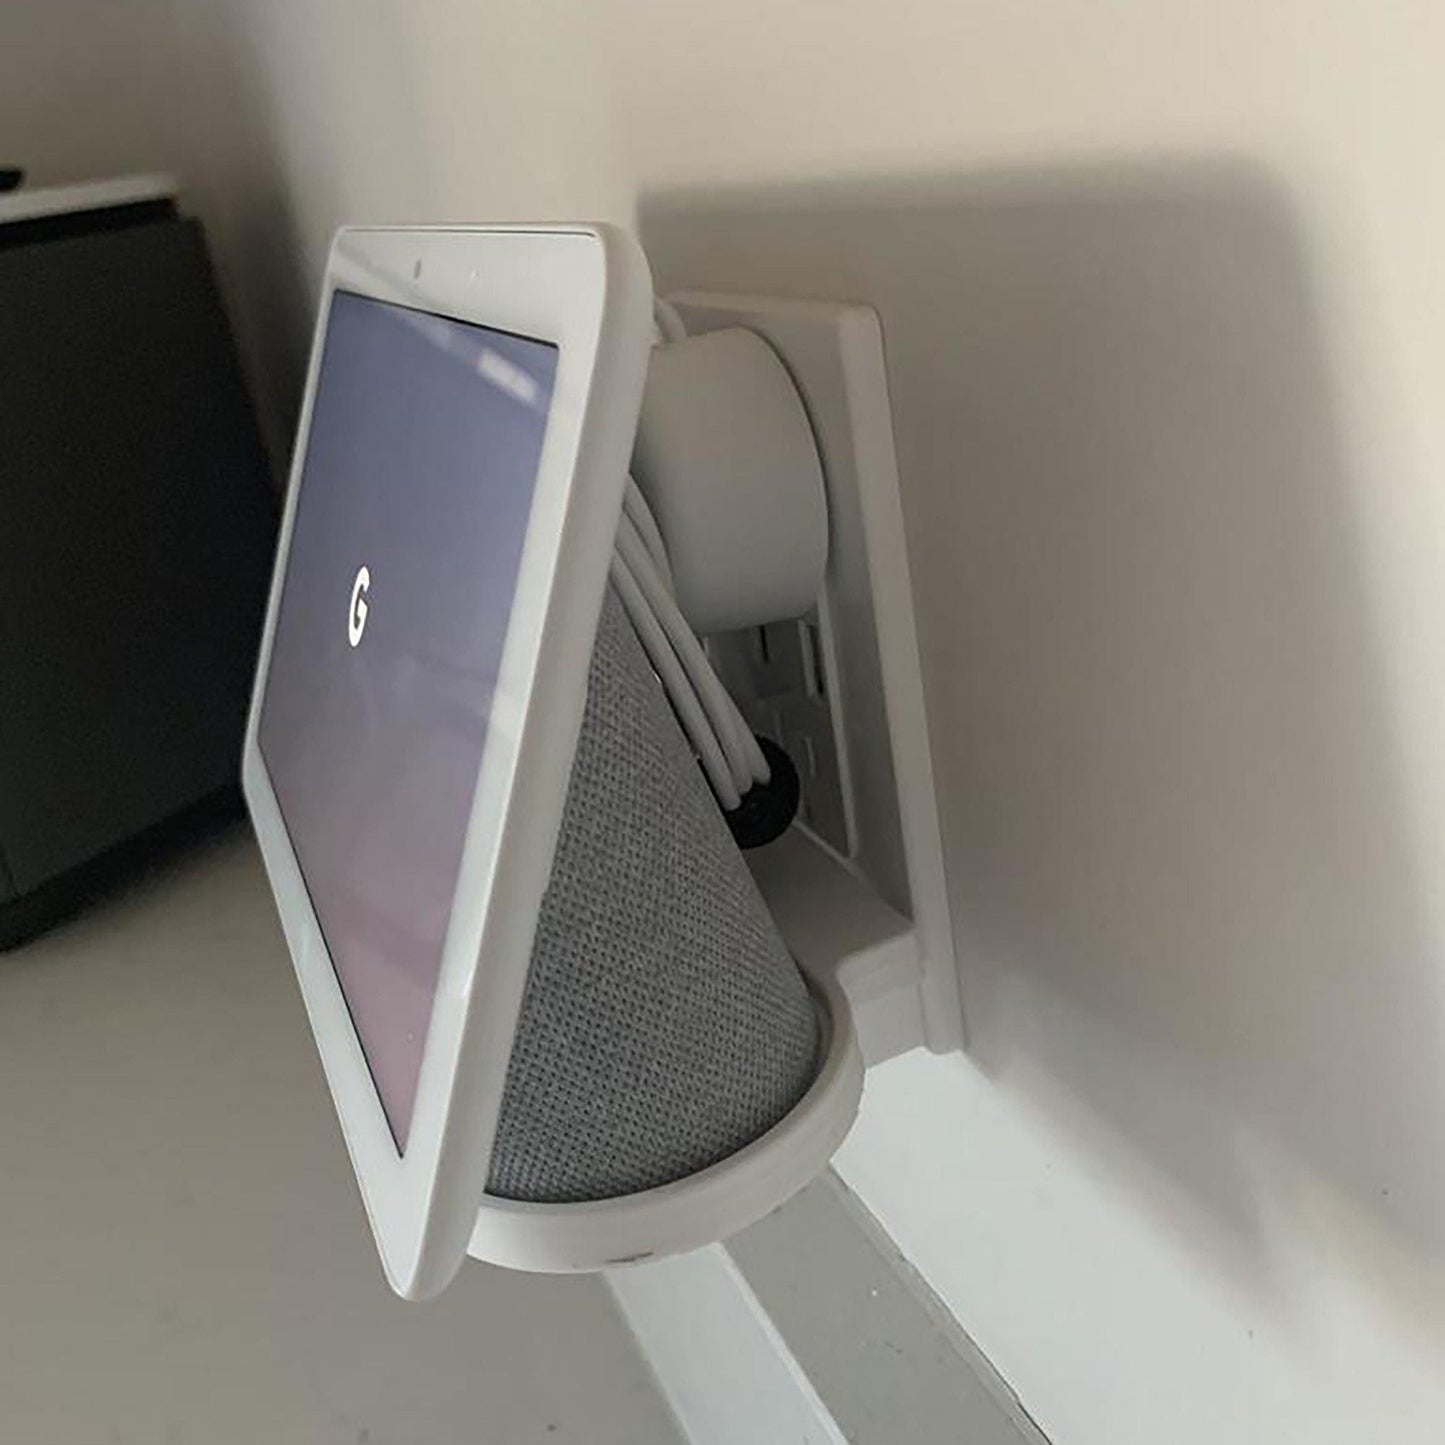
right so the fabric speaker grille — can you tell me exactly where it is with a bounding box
[486,587,820,1203]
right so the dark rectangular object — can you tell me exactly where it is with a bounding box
[0,195,176,251]
[0,213,276,945]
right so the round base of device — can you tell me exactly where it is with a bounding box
[465,972,863,1273]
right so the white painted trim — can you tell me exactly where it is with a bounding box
[612,1175,1048,1445]
[608,1245,848,1445]
[0,173,176,224]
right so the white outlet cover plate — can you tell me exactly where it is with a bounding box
[671,291,963,1055]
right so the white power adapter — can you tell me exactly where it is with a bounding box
[614,319,833,839]
[632,326,829,634]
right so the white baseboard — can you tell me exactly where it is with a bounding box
[610,1172,1048,1445]
[608,1244,846,1445]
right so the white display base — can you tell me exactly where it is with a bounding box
[466,905,865,1273]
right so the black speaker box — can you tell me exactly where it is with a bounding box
[0,191,276,947]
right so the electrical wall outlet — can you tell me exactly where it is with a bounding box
[671,292,964,1055]
[708,607,853,859]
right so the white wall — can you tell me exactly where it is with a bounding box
[0,0,190,189]
[161,2,1445,1440]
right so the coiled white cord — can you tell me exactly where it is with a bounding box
[610,300,771,811]
[611,480,770,809]
[653,296,689,345]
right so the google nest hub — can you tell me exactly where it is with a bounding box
[242,226,653,1298]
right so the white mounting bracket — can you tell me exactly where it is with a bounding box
[670,292,963,1062]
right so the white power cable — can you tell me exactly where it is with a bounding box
[617,480,768,787]
[623,476,673,590]
[617,300,773,812]
[615,512,769,793]
[609,550,742,811]
[653,297,688,345]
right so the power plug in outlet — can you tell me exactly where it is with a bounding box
[707,607,853,858]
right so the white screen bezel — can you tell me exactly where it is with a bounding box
[241,225,651,1298]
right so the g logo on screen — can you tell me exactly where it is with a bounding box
[348,565,371,648]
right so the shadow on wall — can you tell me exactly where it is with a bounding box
[169,4,315,475]
[170,0,440,474]
[642,160,1445,1322]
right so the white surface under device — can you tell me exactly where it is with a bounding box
[242,225,958,1301]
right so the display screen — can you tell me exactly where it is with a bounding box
[259,289,558,1149]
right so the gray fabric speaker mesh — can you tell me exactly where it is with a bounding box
[485,588,820,1203]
